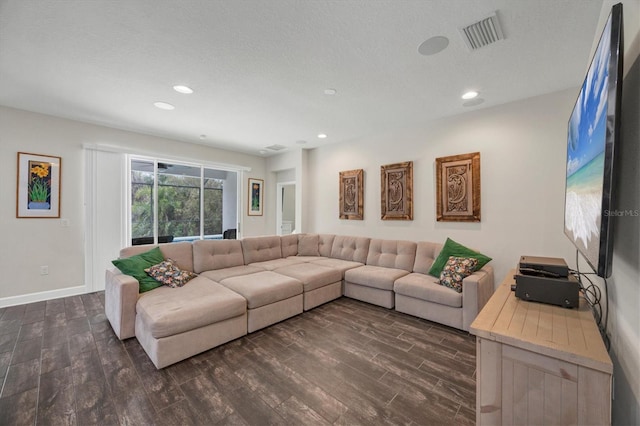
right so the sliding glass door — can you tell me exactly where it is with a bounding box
[130,157,237,245]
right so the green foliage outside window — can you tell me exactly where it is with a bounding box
[131,170,154,238]
[131,168,223,239]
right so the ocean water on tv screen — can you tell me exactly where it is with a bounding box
[565,151,604,265]
[564,14,611,269]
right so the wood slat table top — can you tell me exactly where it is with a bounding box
[470,269,612,374]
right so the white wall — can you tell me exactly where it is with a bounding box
[276,168,295,183]
[307,88,580,284]
[0,109,86,303]
[0,106,268,304]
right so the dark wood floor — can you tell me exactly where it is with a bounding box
[0,294,476,425]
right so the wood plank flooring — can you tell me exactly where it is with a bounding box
[0,294,476,425]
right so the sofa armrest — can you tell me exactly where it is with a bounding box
[105,267,139,340]
[461,265,495,331]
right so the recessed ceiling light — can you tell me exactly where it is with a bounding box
[324,88,337,95]
[173,85,194,94]
[317,133,327,139]
[418,36,449,56]
[199,134,207,139]
[462,91,479,100]
[154,101,175,110]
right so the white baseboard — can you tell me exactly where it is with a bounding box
[0,285,88,308]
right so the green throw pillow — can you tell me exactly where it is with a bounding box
[428,238,492,277]
[112,246,165,293]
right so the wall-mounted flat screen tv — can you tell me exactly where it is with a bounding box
[564,3,623,278]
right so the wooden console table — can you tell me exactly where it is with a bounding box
[470,269,612,425]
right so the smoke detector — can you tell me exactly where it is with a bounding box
[459,12,504,51]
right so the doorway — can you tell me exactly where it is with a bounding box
[276,181,296,235]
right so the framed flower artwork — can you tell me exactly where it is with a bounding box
[248,178,264,216]
[16,152,61,218]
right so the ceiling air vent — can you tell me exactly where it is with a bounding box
[265,144,286,151]
[459,12,504,51]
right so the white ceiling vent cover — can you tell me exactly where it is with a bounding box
[459,12,504,51]
[265,144,287,151]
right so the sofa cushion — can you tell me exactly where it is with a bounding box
[120,242,194,273]
[242,236,283,264]
[193,240,244,273]
[220,271,303,309]
[394,273,462,308]
[136,277,246,339]
[345,265,409,291]
[250,257,307,271]
[439,257,479,293]
[412,241,441,275]
[274,263,342,292]
[281,234,299,258]
[298,234,319,256]
[366,239,417,272]
[311,258,363,275]
[200,265,263,282]
[428,238,491,277]
[289,255,325,262]
[144,259,197,288]
[112,246,165,293]
[318,234,336,257]
[330,235,371,263]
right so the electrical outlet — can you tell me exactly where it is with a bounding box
[40,266,48,275]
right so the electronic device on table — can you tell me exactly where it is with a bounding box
[512,256,579,309]
[519,255,569,278]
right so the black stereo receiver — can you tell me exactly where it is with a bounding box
[519,255,569,278]
[514,269,580,308]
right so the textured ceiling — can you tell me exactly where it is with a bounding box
[0,0,603,156]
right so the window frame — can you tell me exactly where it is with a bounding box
[127,154,240,245]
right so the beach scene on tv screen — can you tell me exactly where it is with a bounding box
[564,16,611,268]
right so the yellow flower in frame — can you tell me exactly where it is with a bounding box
[30,164,50,178]
[37,163,50,177]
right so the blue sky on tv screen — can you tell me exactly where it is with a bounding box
[566,17,611,178]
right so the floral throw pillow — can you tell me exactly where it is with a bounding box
[145,259,197,288]
[439,256,479,293]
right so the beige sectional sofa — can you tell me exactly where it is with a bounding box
[105,234,494,368]
[344,239,417,309]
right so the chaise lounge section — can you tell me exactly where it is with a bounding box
[135,276,247,369]
[105,233,494,368]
